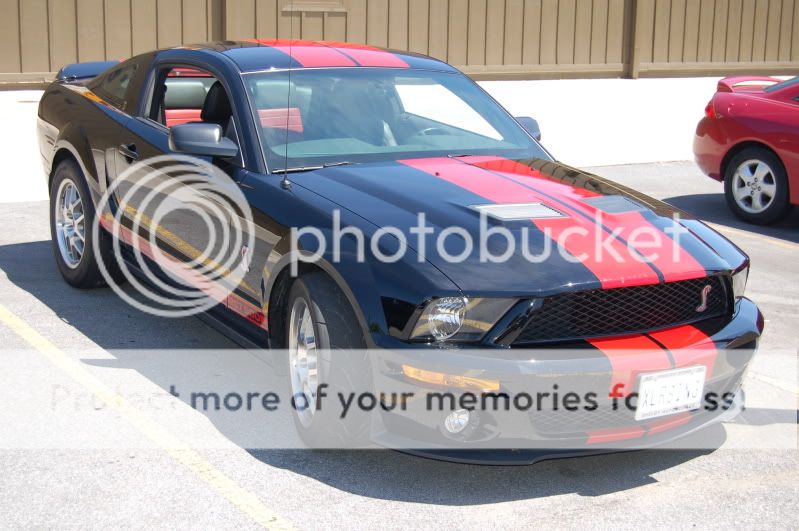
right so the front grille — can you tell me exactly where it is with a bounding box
[512,276,729,345]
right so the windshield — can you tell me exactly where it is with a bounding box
[243,68,548,171]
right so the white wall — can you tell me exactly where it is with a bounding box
[480,77,720,168]
[5,78,723,203]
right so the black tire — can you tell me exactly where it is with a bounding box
[49,159,123,288]
[283,272,371,447]
[724,147,792,225]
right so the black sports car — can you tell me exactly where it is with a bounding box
[37,41,762,462]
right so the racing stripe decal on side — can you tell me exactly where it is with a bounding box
[248,39,357,67]
[648,324,717,378]
[99,217,268,330]
[587,334,673,397]
[398,157,661,289]
[464,157,709,282]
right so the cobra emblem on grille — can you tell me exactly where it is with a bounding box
[696,285,712,312]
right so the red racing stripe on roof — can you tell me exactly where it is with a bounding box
[248,39,357,67]
[321,41,410,67]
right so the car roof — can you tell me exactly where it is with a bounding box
[178,40,459,74]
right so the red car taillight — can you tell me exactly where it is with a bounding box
[704,100,717,119]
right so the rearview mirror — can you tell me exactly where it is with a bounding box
[169,122,239,158]
[515,116,542,141]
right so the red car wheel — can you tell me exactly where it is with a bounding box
[724,147,792,225]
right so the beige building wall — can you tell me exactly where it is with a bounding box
[1,0,797,85]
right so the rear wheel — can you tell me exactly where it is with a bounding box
[284,272,371,447]
[724,147,792,225]
[49,159,123,288]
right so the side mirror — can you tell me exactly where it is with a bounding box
[515,116,542,141]
[169,122,239,158]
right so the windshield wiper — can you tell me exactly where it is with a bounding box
[272,165,323,174]
[272,161,354,174]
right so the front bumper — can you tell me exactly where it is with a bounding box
[367,297,763,463]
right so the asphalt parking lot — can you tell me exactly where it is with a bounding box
[0,93,797,529]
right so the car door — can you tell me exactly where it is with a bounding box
[772,83,799,197]
[110,63,256,315]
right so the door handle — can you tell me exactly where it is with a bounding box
[118,143,140,162]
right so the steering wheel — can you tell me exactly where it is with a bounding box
[418,127,447,136]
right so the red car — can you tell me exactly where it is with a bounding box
[693,75,799,224]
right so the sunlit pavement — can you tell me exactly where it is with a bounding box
[0,88,796,529]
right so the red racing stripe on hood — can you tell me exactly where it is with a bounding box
[588,334,673,397]
[465,157,708,282]
[398,157,661,289]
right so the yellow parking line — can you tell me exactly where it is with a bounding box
[0,304,295,531]
[707,223,799,251]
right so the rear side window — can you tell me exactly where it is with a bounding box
[763,76,798,93]
[92,63,138,111]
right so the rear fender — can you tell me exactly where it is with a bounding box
[51,131,106,205]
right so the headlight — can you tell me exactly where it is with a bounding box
[732,266,749,300]
[410,297,516,342]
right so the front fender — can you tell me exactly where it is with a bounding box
[257,187,461,348]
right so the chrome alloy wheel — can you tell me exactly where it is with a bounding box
[54,178,86,269]
[288,297,319,428]
[732,159,777,214]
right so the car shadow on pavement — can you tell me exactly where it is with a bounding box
[2,239,794,504]
[247,404,797,505]
[0,240,236,349]
[248,445,717,504]
[665,193,799,244]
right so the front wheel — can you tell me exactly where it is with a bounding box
[284,272,371,447]
[724,148,792,225]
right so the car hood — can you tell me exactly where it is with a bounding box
[290,156,743,296]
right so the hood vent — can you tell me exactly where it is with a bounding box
[582,195,646,214]
[472,203,565,221]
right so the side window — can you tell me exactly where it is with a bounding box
[93,63,138,110]
[149,66,244,167]
[151,67,245,132]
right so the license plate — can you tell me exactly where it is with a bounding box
[635,366,706,421]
